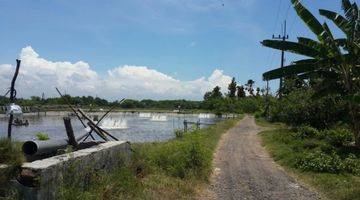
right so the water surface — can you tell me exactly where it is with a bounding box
[0,112,218,143]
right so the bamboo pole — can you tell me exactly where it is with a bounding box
[55,87,95,140]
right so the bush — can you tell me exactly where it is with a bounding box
[269,89,346,129]
[321,128,353,147]
[36,132,49,141]
[295,125,319,139]
[297,151,343,173]
[343,154,360,175]
[235,98,262,113]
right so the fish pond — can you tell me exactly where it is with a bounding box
[0,112,220,142]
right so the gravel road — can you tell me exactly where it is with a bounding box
[199,115,321,200]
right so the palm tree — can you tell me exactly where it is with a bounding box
[261,0,360,147]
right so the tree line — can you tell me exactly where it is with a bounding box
[0,95,202,110]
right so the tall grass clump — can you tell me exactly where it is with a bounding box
[0,138,24,198]
[36,132,50,141]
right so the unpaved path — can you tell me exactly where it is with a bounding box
[199,115,320,200]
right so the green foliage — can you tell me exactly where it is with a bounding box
[228,77,237,99]
[0,96,203,111]
[297,151,343,173]
[0,139,24,165]
[236,85,246,98]
[260,125,360,199]
[269,87,346,129]
[294,125,320,139]
[36,132,50,141]
[174,129,184,139]
[321,128,353,147]
[260,125,360,175]
[0,139,24,198]
[262,0,360,145]
[234,97,262,114]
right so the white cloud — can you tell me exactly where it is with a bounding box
[0,46,233,100]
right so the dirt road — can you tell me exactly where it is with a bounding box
[199,115,320,200]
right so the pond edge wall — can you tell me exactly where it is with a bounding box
[16,141,131,200]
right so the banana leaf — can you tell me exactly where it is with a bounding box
[263,63,315,80]
[291,0,326,42]
[261,40,320,58]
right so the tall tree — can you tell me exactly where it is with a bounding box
[211,86,223,99]
[228,77,237,98]
[245,79,255,96]
[237,85,246,98]
[203,91,212,101]
[261,0,360,147]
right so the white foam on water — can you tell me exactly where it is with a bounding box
[151,115,167,122]
[139,112,151,118]
[100,118,128,130]
[198,113,215,119]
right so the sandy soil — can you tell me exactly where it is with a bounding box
[199,115,321,200]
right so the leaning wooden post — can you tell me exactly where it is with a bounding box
[63,117,78,148]
[7,59,21,139]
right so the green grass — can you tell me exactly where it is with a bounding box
[0,138,24,198]
[58,117,241,199]
[258,120,360,200]
[36,132,50,140]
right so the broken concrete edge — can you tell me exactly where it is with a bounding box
[17,141,131,193]
[21,141,129,170]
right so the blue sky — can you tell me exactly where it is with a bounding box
[0,0,349,100]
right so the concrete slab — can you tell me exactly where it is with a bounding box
[17,141,131,200]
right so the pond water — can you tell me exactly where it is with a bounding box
[0,112,219,143]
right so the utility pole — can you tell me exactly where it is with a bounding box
[272,20,289,98]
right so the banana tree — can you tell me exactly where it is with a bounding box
[261,0,360,147]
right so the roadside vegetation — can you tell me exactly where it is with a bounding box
[257,0,360,199]
[58,118,239,199]
[0,138,24,198]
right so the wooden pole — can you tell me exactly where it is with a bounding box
[83,99,124,141]
[77,109,119,141]
[63,117,78,148]
[55,87,95,140]
[7,59,21,139]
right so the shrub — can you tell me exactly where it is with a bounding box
[321,128,353,147]
[235,98,262,113]
[297,151,343,173]
[295,125,319,139]
[343,154,360,175]
[269,89,346,129]
[36,132,49,141]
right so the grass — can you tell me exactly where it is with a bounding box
[58,117,241,199]
[257,119,360,200]
[36,132,50,140]
[0,138,24,198]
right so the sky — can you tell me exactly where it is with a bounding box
[0,0,350,100]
